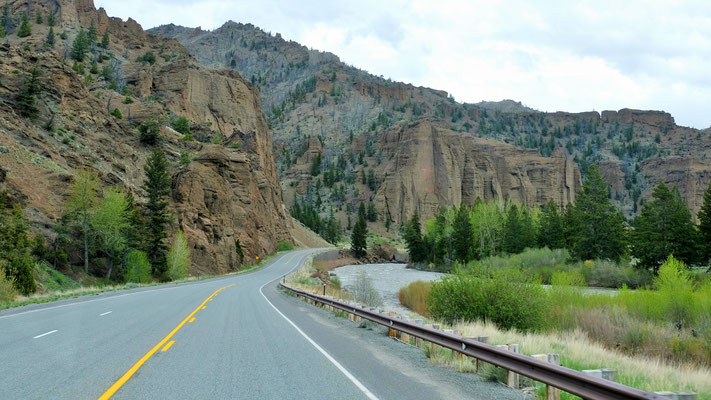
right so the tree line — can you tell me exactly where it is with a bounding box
[404,164,711,273]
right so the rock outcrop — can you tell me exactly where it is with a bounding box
[374,120,581,223]
[0,0,291,275]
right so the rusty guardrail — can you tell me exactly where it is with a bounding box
[280,282,665,400]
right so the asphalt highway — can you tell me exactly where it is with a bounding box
[0,249,522,399]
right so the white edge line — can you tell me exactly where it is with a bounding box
[33,330,58,339]
[0,252,296,321]
[259,252,379,400]
[99,311,112,316]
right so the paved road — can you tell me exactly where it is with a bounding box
[0,249,522,399]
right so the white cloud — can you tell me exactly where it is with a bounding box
[95,0,711,128]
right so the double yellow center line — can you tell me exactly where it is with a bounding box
[98,284,234,400]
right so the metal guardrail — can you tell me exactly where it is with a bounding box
[281,283,665,400]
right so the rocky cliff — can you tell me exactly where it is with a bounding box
[0,0,291,275]
[374,120,581,223]
[152,21,711,227]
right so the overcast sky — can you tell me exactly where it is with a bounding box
[96,0,711,128]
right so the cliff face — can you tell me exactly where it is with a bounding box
[374,120,581,224]
[152,20,711,227]
[0,0,290,274]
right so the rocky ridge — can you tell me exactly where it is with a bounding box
[0,0,292,275]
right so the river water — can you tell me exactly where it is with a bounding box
[332,263,444,315]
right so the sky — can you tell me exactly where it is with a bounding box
[95,0,711,129]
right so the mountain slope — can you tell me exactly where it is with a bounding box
[150,21,711,228]
[0,0,291,275]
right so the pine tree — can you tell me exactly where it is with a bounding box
[323,209,342,245]
[47,10,55,27]
[124,191,147,252]
[17,13,30,37]
[537,200,565,249]
[697,180,711,268]
[2,3,13,35]
[45,26,55,47]
[351,203,368,258]
[0,193,37,295]
[367,168,376,191]
[452,204,472,262]
[404,210,426,263]
[0,22,5,38]
[100,30,109,49]
[568,164,628,261]
[87,20,97,44]
[16,64,42,119]
[35,10,42,24]
[71,28,89,62]
[632,183,698,272]
[143,147,171,276]
[367,201,377,222]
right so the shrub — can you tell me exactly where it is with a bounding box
[398,280,431,316]
[137,51,156,65]
[122,96,134,104]
[0,266,18,304]
[179,151,191,166]
[428,268,549,332]
[167,231,190,280]
[277,240,294,251]
[110,108,122,119]
[655,255,695,328]
[125,250,151,284]
[348,270,383,307]
[171,116,190,135]
[138,119,160,144]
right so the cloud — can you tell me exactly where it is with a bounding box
[95,0,711,128]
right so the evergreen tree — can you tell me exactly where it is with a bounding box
[71,28,89,62]
[568,164,628,261]
[452,204,472,262]
[45,26,55,47]
[404,210,426,263]
[632,183,698,272]
[346,214,352,230]
[143,147,171,276]
[360,169,366,184]
[124,191,147,252]
[0,22,5,38]
[310,152,322,176]
[47,10,55,27]
[35,10,42,24]
[87,20,97,44]
[0,193,37,295]
[17,12,30,37]
[367,201,377,222]
[323,209,342,245]
[16,64,42,119]
[100,30,109,49]
[65,169,100,273]
[2,3,13,35]
[537,200,565,249]
[503,204,523,254]
[138,119,160,145]
[697,180,711,267]
[367,168,376,191]
[351,203,368,258]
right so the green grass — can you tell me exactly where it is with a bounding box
[0,251,284,312]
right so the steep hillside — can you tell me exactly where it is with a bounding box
[0,0,291,275]
[151,21,711,228]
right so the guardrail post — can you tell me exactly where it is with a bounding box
[582,368,616,382]
[506,344,520,389]
[474,337,488,373]
[532,354,561,400]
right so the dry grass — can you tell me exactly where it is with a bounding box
[397,281,431,316]
[451,320,711,398]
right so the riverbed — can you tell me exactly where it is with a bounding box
[332,263,444,315]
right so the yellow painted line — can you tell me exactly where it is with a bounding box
[97,284,234,400]
[201,306,206,310]
[161,341,175,352]
[188,317,195,323]
[208,299,213,301]
[286,254,296,264]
